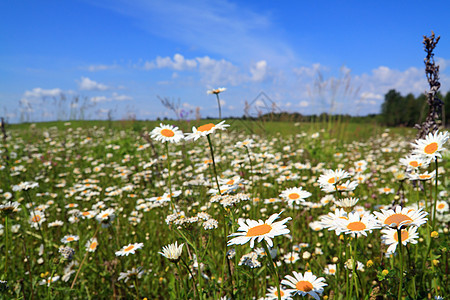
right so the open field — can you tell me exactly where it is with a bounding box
[0,120,448,299]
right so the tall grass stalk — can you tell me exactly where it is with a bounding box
[261,241,281,300]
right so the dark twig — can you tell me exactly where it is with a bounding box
[415,31,444,138]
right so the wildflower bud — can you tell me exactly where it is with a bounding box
[323,296,329,300]
[302,251,311,260]
[443,228,448,234]
[345,259,355,270]
[332,257,339,263]
[419,238,424,243]
[382,269,389,276]
[432,259,439,266]
[159,277,164,284]
[431,231,439,238]
[59,246,75,261]
[366,260,374,268]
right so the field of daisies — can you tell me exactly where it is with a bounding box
[0,119,448,300]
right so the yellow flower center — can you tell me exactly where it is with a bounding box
[274,290,285,297]
[288,193,300,200]
[437,203,445,209]
[328,177,336,184]
[424,142,438,154]
[90,242,98,249]
[347,221,366,231]
[67,237,74,241]
[161,129,175,137]
[296,280,314,292]
[419,175,431,179]
[409,161,419,168]
[197,123,215,132]
[124,245,135,252]
[383,188,391,192]
[393,229,409,242]
[330,269,336,273]
[384,214,412,227]
[226,180,235,185]
[246,224,272,236]
[32,215,41,223]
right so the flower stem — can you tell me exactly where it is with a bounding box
[165,141,177,212]
[261,241,281,300]
[4,215,8,276]
[71,224,100,289]
[397,228,404,300]
[215,94,222,120]
[432,157,438,229]
[206,135,221,194]
[350,237,359,299]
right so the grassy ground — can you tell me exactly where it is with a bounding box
[0,119,447,299]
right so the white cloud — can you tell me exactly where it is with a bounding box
[23,88,63,99]
[86,64,117,72]
[78,77,110,91]
[91,96,109,103]
[360,92,383,100]
[143,54,273,86]
[111,92,133,101]
[299,101,309,107]
[250,60,268,82]
[293,63,325,78]
[144,54,197,70]
[435,57,450,72]
[91,93,133,103]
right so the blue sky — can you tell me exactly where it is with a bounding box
[1,0,450,122]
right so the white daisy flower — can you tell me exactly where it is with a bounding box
[281,271,327,300]
[85,237,98,252]
[159,241,184,262]
[373,206,428,229]
[150,123,184,144]
[61,235,79,244]
[115,243,144,256]
[338,212,380,237]
[265,285,293,300]
[381,227,419,255]
[322,180,358,193]
[207,87,226,94]
[318,169,350,188]
[324,264,337,276]
[279,187,312,205]
[411,130,449,160]
[436,200,449,213]
[319,208,348,235]
[227,211,291,248]
[399,154,430,170]
[334,197,359,210]
[29,211,46,229]
[184,121,229,141]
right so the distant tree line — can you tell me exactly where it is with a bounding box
[381,89,449,127]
